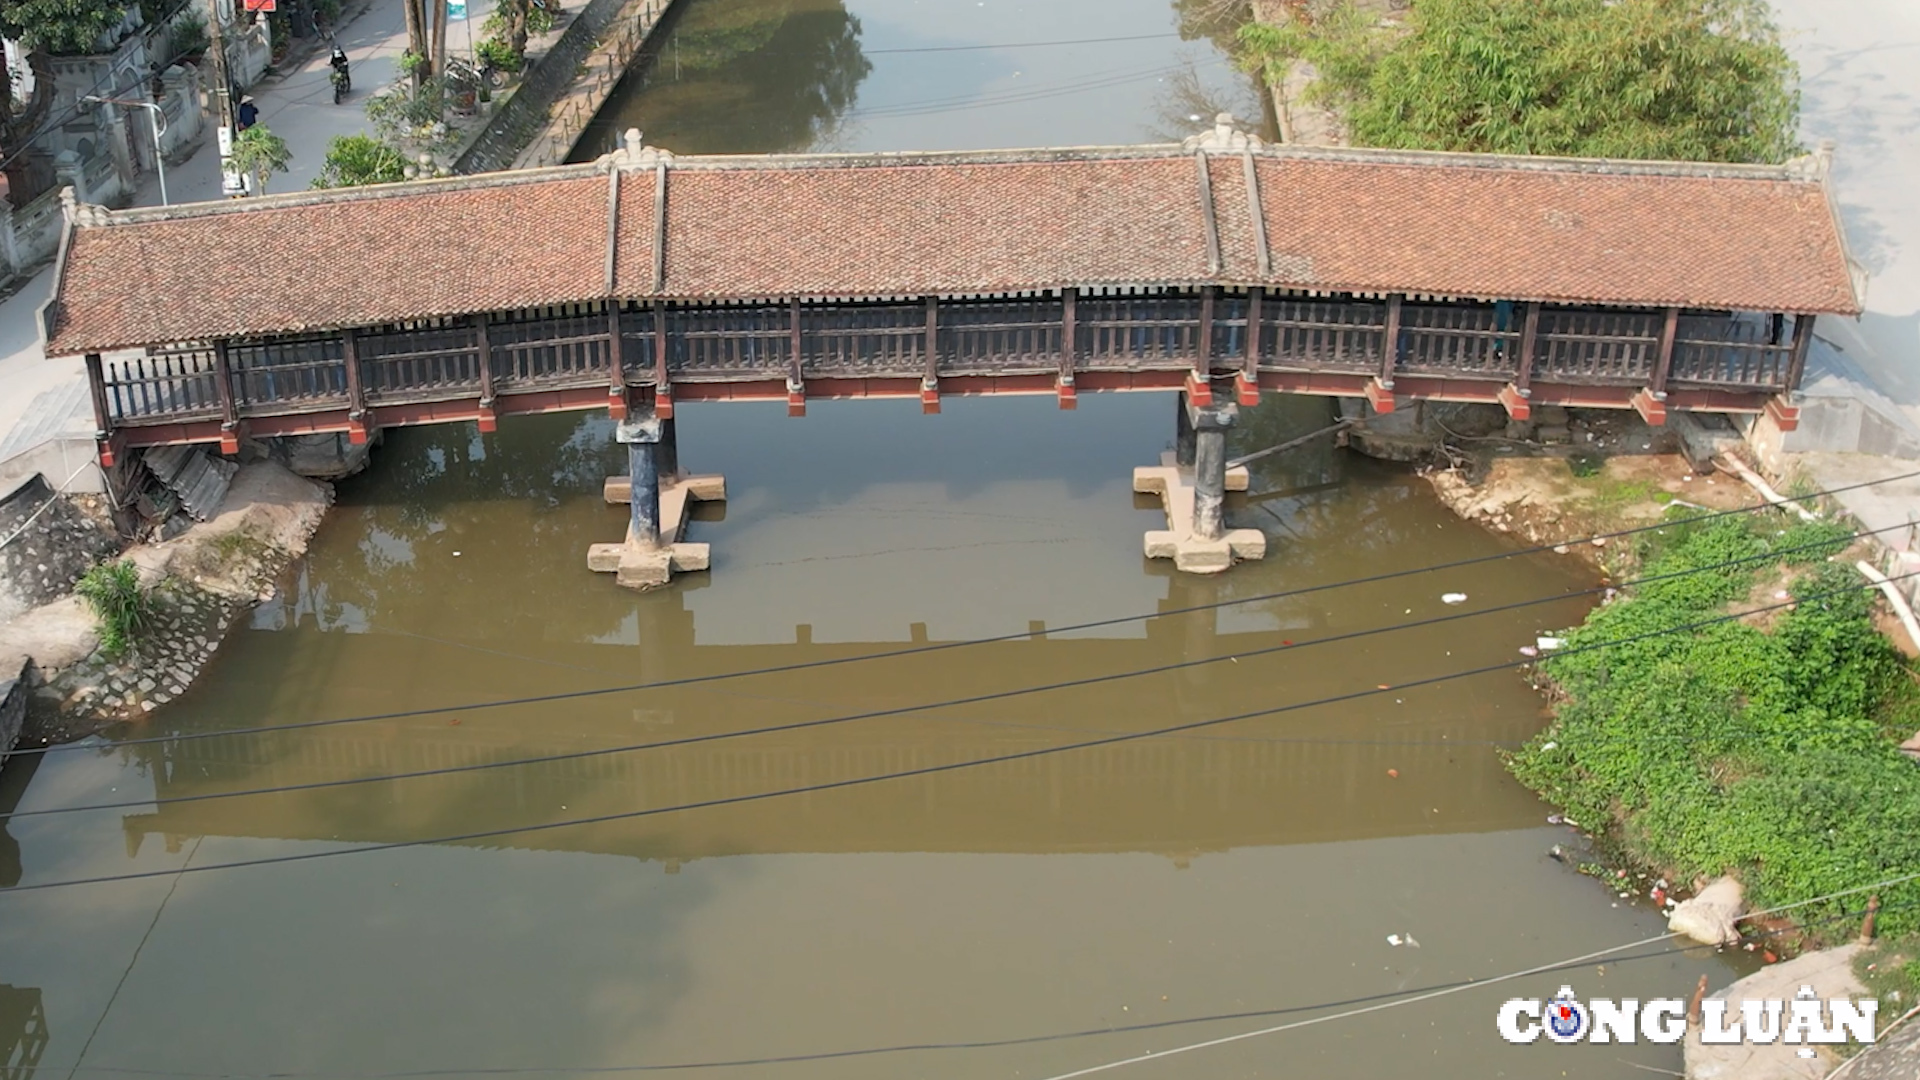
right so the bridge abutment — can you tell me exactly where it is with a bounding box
[589,410,726,589]
[1135,391,1265,574]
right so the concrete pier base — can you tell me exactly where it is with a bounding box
[588,474,726,588]
[587,413,726,590]
[1133,452,1264,573]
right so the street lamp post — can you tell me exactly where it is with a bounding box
[84,96,169,206]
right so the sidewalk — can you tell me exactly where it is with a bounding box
[0,0,497,494]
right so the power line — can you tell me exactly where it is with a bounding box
[862,32,1184,55]
[1035,873,1920,1080]
[4,570,1910,894]
[5,520,1891,822]
[845,64,1192,120]
[48,900,1905,1078]
[13,468,1912,758]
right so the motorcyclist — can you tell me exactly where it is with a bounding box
[329,44,351,92]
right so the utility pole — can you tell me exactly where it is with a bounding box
[206,0,242,196]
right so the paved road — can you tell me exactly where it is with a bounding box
[1771,0,1920,426]
[0,0,496,478]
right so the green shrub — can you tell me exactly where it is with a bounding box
[1508,511,1920,939]
[477,36,521,74]
[311,134,407,189]
[75,560,152,660]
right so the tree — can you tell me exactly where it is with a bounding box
[311,133,405,188]
[230,123,291,193]
[1240,0,1801,164]
[483,0,554,65]
[0,0,127,129]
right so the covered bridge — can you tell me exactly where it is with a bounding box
[40,124,1861,464]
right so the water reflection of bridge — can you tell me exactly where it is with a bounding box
[117,587,1558,864]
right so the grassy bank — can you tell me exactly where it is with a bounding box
[1507,509,1920,940]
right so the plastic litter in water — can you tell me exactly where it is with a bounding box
[1441,592,1468,604]
[1519,645,1540,658]
[1536,636,1566,650]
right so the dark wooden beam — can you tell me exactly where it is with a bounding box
[651,300,671,419]
[340,327,368,445]
[474,312,496,432]
[606,302,627,419]
[922,296,940,413]
[1378,292,1403,388]
[1238,287,1262,406]
[1786,313,1817,392]
[1059,288,1077,409]
[1197,286,1216,384]
[788,297,805,417]
[1652,305,1680,398]
[83,352,110,437]
[212,339,240,453]
[1516,302,1540,393]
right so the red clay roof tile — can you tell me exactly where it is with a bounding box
[43,145,1859,357]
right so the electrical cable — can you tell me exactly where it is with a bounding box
[3,569,1911,894]
[46,899,1909,1078]
[11,467,1913,758]
[3,520,1893,822]
[862,32,1184,55]
[1034,873,1920,1080]
[843,63,1192,120]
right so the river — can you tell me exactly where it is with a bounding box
[0,1,1736,1077]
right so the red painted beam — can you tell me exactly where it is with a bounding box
[107,377,1779,451]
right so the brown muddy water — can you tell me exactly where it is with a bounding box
[0,2,1742,1077]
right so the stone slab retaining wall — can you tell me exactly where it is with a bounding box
[455,0,635,174]
[0,474,122,624]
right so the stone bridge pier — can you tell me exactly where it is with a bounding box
[588,407,726,589]
[1134,389,1265,574]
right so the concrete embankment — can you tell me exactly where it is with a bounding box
[0,463,330,746]
[457,0,673,173]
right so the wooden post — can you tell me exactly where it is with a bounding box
[212,339,240,454]
[1501,301,1540,421]
[1188,288,1215,407]
[1652,305,1680,398]
[921,295,940,414]
[1379,294,1403,388]
[651,301,671,419]
[474,313,496,433]
[1860,894,1880,944]
[1058,288,1078,410]
[1238,286,1262,406]
[1786,313,1817,392]
[342,327,369,446]
[84,352,116,467]
[1368,293,1402,413]
[787,296,805,417]
[1687,975,1709,1025]
[606,302,627,420]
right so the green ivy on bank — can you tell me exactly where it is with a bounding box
[1507,512,1920,936]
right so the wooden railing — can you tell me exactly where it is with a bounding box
[96,290,1806,426]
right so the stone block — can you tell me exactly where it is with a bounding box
[1172,537,1234,574]
[615,547,672,589]
[668,543,709,572]
[1143,531,1178,559]
[1225,529,1266,560]
[586,543,624,573]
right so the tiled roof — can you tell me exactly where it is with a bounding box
[43,143,1860,356]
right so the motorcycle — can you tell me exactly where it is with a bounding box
[329,46,351,104]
